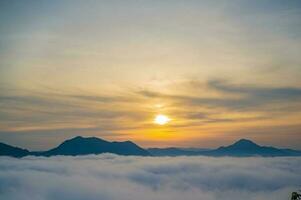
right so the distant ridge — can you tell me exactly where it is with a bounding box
[202,138,301,157]
[149,139,301,157]
[1,137,300,158]
[0,142,30,157]
[147,147,210,156]
[1,136,150,157]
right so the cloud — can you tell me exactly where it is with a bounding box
[0,90,147,131]
[138,79,301,112]
[0,155,300,200]
[208,79,301,106]
[1,78,301,150]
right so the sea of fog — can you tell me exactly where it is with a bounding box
[0,155,300,200]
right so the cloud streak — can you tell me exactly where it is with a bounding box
[0,155,300,200]
[1,0,301,149]
[1,78,301,149]
[138,79,301,112]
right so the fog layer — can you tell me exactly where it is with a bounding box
[0,155,300,200]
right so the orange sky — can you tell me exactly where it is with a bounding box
[0,0,301,150]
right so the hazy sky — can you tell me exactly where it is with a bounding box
[1,0,301,150]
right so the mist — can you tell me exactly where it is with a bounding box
[0,155,300,200]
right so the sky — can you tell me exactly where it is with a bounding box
[0,155,300,200]
[0,0,301,150]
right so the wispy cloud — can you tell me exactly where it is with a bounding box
[0,0,301,148]
[138,79,301,112]
[1,78,301,149]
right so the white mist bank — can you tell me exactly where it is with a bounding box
[0,155,300,200]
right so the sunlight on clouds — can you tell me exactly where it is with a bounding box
[1,80,301,149]
[0,0,301,148]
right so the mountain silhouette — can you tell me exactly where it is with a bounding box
[149,139,301,157]
[0,142,30,157]
[38,136,150,156]
[0,137,300,157]
[205,138,301,157]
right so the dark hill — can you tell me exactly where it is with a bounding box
[149,139,301,157]
[0,142,30,157]
[202,139,301,157]
[1,137,300,157]
[39,136,150,156]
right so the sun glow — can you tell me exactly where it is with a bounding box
[154,114,170,125]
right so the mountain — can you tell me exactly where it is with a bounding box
[38,136,150,156]
[0,137,300,158]
[204,139,301,157]
[148,139,301,157]
[0,142,30,157]
[0,136,150,157]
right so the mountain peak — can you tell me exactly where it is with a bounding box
[70,136,98,140]
[213,138,263,155]
[227,139,260,149]
[66,136,106,143]
[71,136,84,140]
[215,139,260,152]
[231,139,259,148]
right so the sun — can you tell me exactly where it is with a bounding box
[154,114,170,125]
